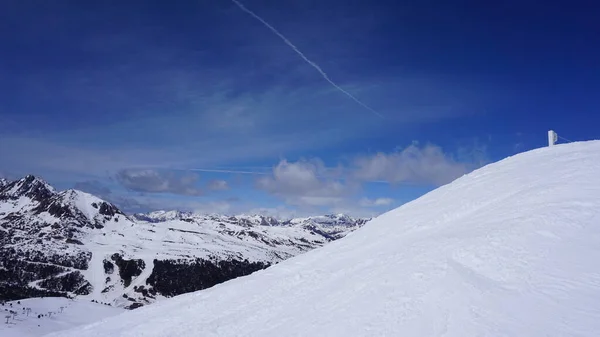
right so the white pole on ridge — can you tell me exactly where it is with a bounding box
[548,130,557,147]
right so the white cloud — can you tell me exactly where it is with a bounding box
[353,143,468,186]
[254,142,484,215]
[256,159,355,207]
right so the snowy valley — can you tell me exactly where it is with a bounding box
[0,176,369,309]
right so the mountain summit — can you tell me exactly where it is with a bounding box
[0,174,55,201]
[51,141,600,336]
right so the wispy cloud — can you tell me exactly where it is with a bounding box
[190,200,234,214]
[359,197,394,207]
[116,169,202,196]
[72,179,154,213]
[73,180,112,196]
[207,180,230,191]
[0,122,352,178]
[230,0,383,118]
[0,0,495,219]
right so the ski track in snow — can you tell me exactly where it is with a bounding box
[44,141,600,336]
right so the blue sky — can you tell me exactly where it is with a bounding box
[1,0,598,218]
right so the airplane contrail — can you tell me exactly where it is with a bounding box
[231,0,384,118]
[188,168,270,175]
[188,167,421,185]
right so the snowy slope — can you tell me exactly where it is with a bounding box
[0,177,368,308]
[48,141,600,337]
[0,297,124,337]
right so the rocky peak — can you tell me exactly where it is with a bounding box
[318,214,358,225]
[98,201,124,217]
[133,210,191,222]
[55,189,128,227]
[241,215,282,227]
[0,175,56,201]
[0,176,129,234]
[259,215,280,226]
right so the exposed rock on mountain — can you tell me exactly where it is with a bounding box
[0,175,369,309]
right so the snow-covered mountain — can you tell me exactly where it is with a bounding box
[49,141,600,337]
[0,175,369,309]
[133,211,365,240]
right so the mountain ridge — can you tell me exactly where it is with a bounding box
[0,175,369,309]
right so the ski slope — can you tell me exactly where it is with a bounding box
[1,297,124,337]
[47,141,600,336]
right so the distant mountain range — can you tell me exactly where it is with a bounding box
[0,175,370,309]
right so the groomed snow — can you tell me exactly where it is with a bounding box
[46,141,600,336]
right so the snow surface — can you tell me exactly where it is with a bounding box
[0,297,124,337]
[46,141,600,336]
